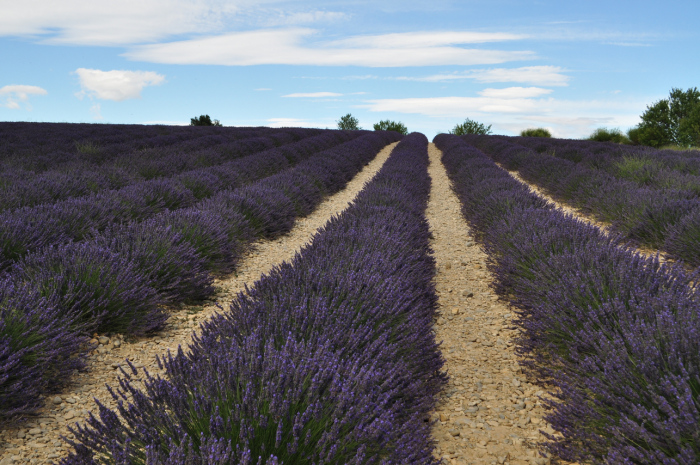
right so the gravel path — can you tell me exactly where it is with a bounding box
[498,163,670,262]
[427,144,555,465]
[0,141,399,465]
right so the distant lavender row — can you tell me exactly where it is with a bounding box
[464,134,700,267]
[60,133,446,464]
[436,134,700,464]
[0,130,364,270]
[0,129,322,211]
[0,122,324,172]
[511,136,700,195]
[0,131,401,426]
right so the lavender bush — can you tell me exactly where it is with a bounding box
[61,133,445,464]
[464,134,700,267]
[0,280,88,426]
[0,124,325,210]
[0,131,402,424]
[9,242,166,335]
[0,131,363,269]
[436,133,700,464]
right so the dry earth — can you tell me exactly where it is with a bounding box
[427,144,556,465]
[499,164,671,263]
[0,142,398,465]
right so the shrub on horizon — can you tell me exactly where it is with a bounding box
[336,113,361,130]
[373,119,408,135]
[449,118,492,135]
[520,128,552,138]
[587,127,631,144]
[190,115,222,126]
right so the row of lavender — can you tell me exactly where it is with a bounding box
[464,134,700,267]
[0,130,364,270]
[513,136,700,195]
[436,134,699,464]
[0,126,330,211]
[61,133,445,464]
[0,131,401,426]
[0,123,322,169]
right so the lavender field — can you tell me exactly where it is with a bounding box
[0,123,697,465]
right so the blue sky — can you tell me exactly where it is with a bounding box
[1,0,698,138]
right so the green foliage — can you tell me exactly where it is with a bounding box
[587,127,631,144]
[679,103,700,147]
[627,126,641,145]
[74,140,100,155]
[615,156,661,185]
[190,115,222,126]
[520,128,552,138]
[373,119,408,135]
[637,87,700,147]
[336,113,361,130]
[449,118,492,135]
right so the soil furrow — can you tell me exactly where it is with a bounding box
[0,141,399,465]
[428,144,555,465]
[497,163,671,262]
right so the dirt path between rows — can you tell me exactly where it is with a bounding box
[0,142,399,465]
[427,144,556,465]
[498,164,670,263]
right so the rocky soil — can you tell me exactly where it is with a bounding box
[501,164,671,263]
[427,144,557,465]
[0,142,398,465]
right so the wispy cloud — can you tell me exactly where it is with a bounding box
[478,87,553,98]
[257,10,348,27]
[0,0,244,45]
[74,68,165,101]
[326,31,527,48]
[604,41,652,47]
[282,92,343,98]
[89,103,103,120]
[360,94,647,138]
[0,84,47,109]
[124,29,535,67]
[266,117,332,128]
[394,66,570,86]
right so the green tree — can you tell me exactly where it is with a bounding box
[588,127,630,144]
[449,118,492,135]
[637,87,700,147]
[373,120,408,135]
[337,113,361,130]
[190,114,222,126]
[627,126,641,145]
[520,128,552,138]
[678,99,700,147]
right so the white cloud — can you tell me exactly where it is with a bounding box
[478,87,553,99]
[604,42,652,47]
[396,66,570,86]
[89,103,103,120]
[266,117,331,128]
[327,31,527,48]
[0,0,245,45]
[282,92,343,98]
[74,68,165,101]
[340,75,379,80]
[124,29,535,67]
[361,96,545,117]
[140,120,189,125]
[259,10,348,27]
[0,84,47,109]
[359,94,648,138]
